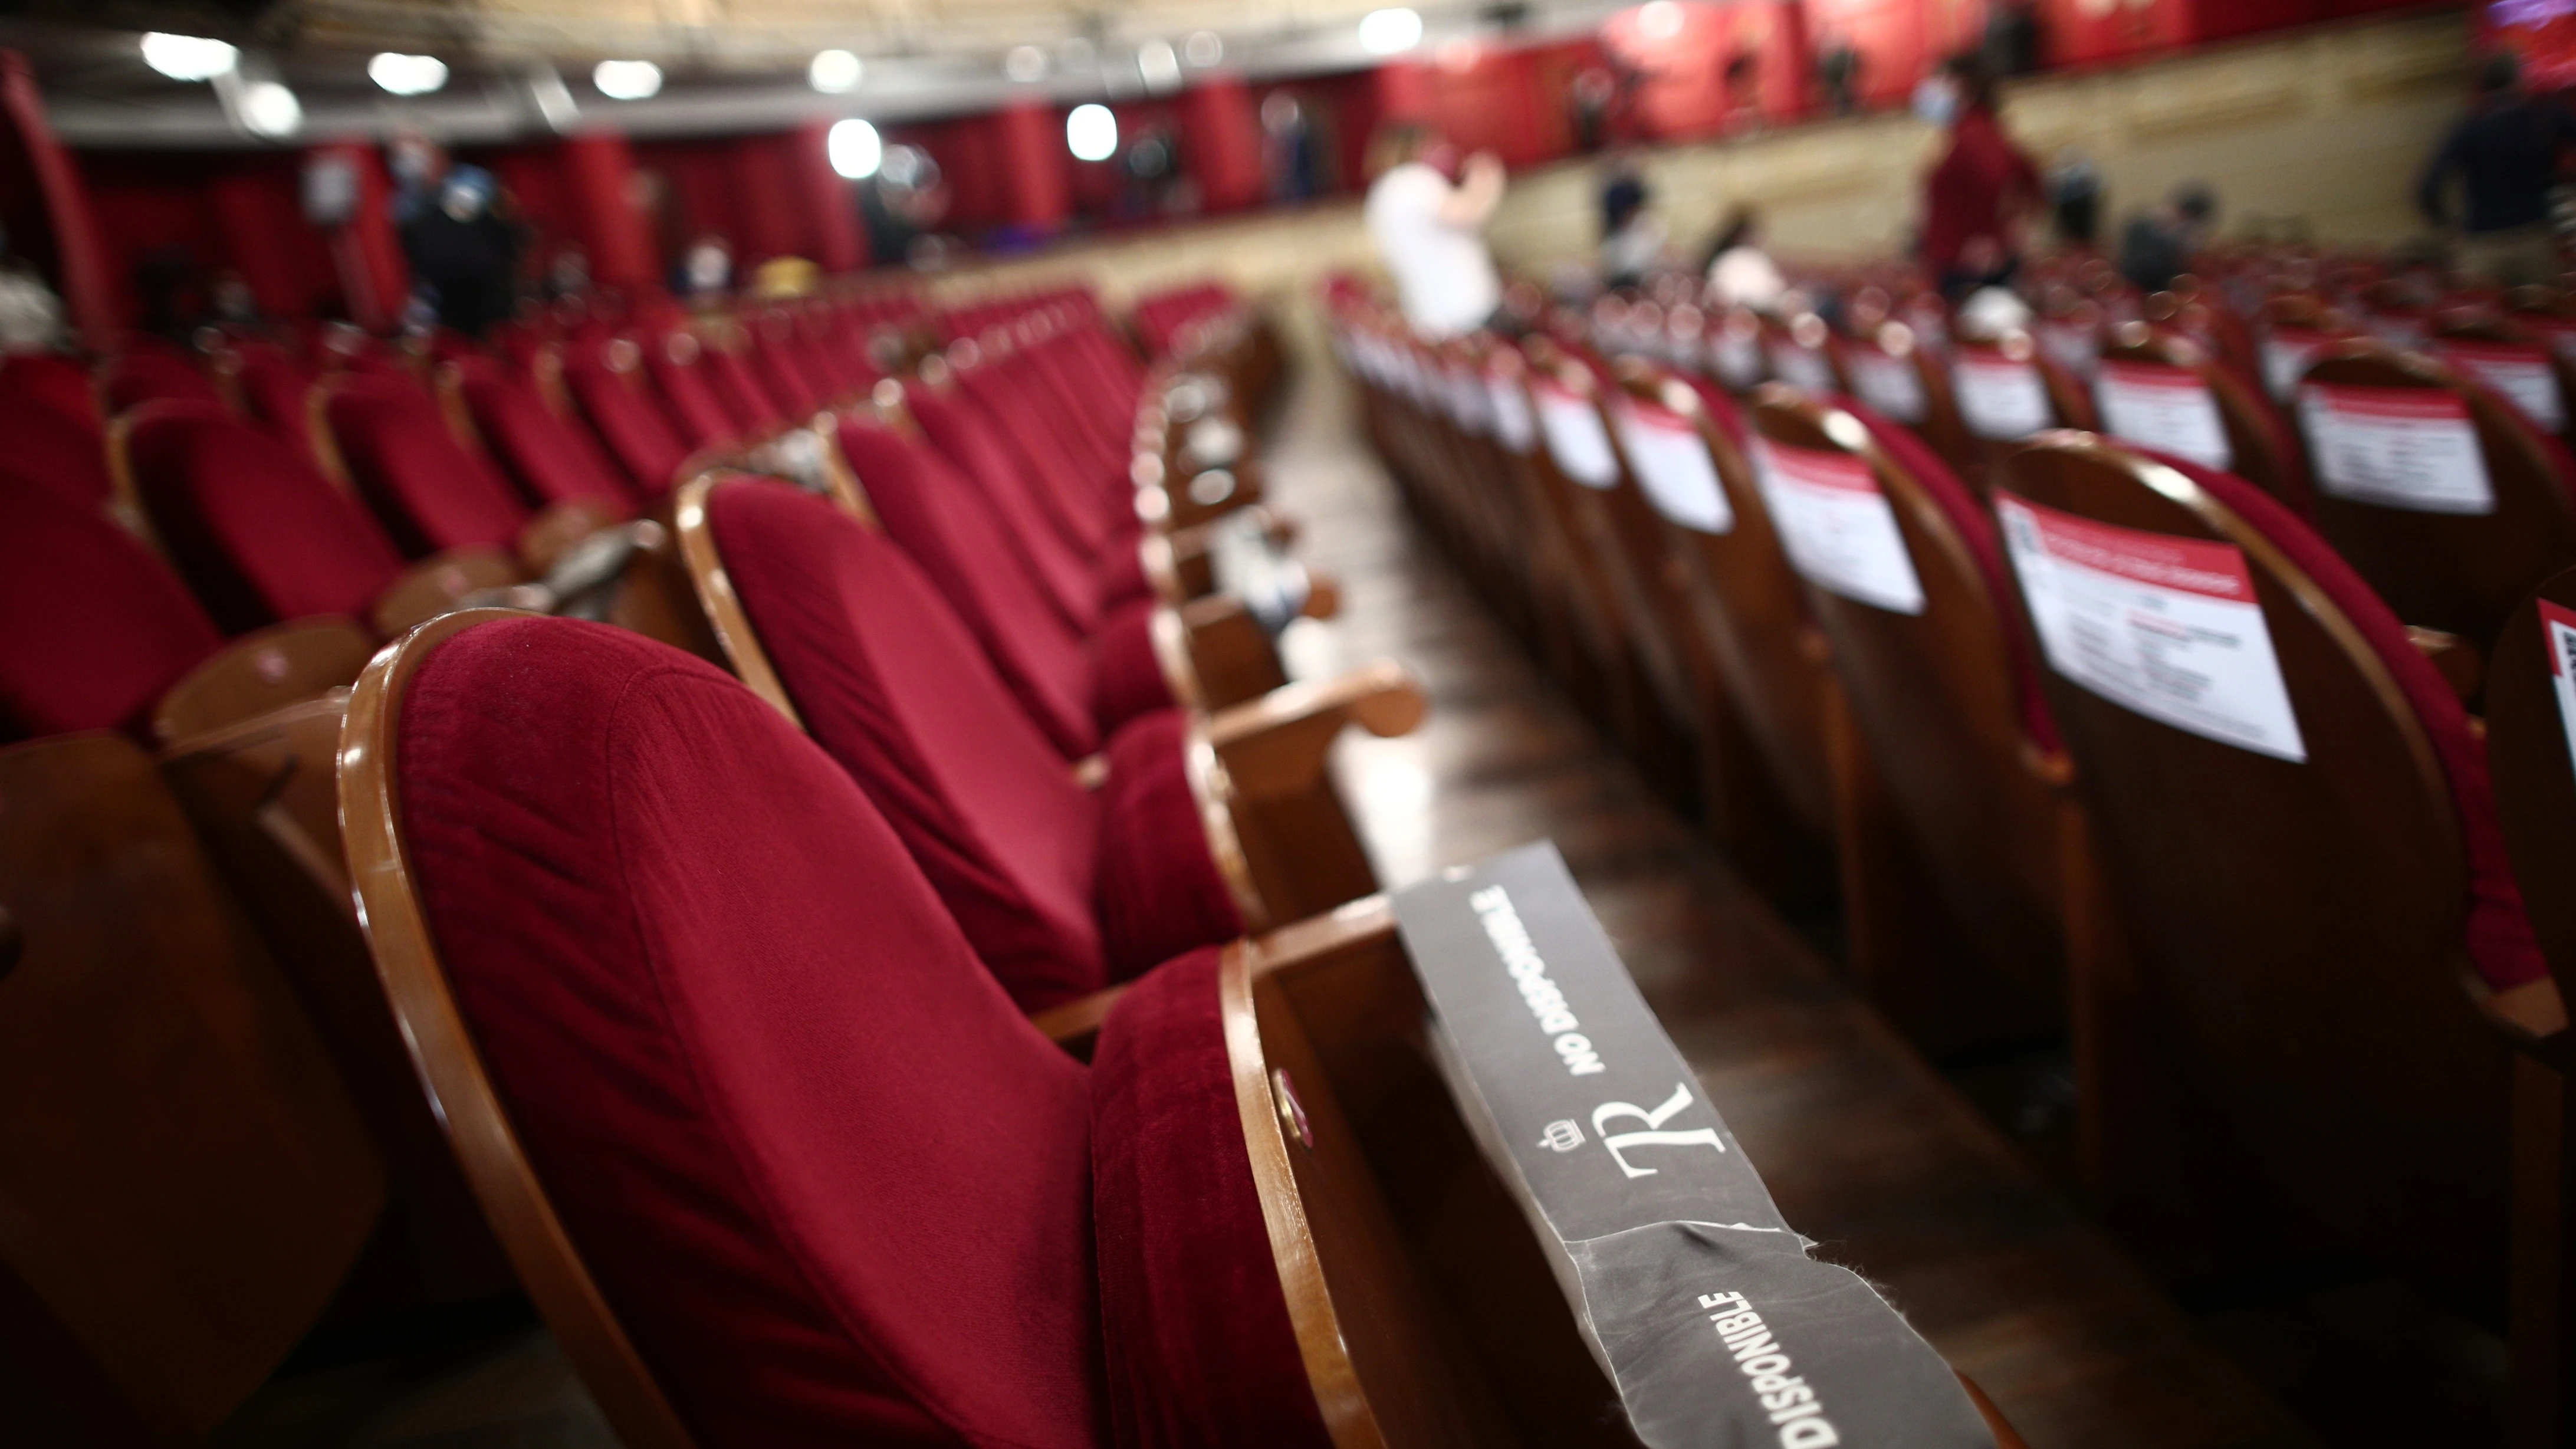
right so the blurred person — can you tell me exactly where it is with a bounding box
[389,133,524,336]
[678,235,734,301]
[1704,207,1786,311]
[1599,161,1667,290]
[1983,0,2044,79]
[1817,33,1864,117]
[2419,51,2576,285]
[1915,52,2041,300]
[2118,183,2218,294]
[1363,123,1506,338]
[2048,149,2104,249]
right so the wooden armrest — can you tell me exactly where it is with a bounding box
[1029,984,1129,1061]
[1235,893,1397,979]
[1207,662,1428,803]
[152,616,375,745]
[515,500,621,575]
[1959,1375,2030,1449]
[2478,976,2570,1054]
[369,547,524,638]
[2407,626,2483,706]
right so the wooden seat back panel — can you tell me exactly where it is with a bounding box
[0,733,383,1437]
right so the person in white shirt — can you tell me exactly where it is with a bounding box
[1703,206,1786,313]
[1363,123,1506,339]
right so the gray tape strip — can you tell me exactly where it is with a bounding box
[1392,841,1996,1449]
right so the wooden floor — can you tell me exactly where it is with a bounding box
[222,354,2452,1446]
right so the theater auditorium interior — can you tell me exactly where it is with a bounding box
[15,0,2576,1445]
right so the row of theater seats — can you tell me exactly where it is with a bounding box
[1330,253,2576,1443]
[0,277,1763,1447]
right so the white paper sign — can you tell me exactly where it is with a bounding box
[1710,331,1765,390]
[1845,349,1927,423]
[1952,349,2052,439]
[1998,493,2307,761]
[1484,370,1537,455]
[2299,382,2495,515]
[1767,340,1837,395]
[2095,360,2232,470]
[2260,328,2334,401]
[2442,341,2564,432]
[2544,599,2576,783]
[1611,398,1734,534]
[1533,378,1621,488]
[1753,438,1925,614]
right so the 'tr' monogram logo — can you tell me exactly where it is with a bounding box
[1591,1083,1729,1179]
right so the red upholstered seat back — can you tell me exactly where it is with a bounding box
[456,371,637,515]
[126,404,408,632]
[701,340,787,435]
[2148,452,2547,992]
[642,334,742,450]
[959,354,1127,549]
[907,380,1103,631]
[324,380,530,556]
[0,354,103,435]
[563,342,692,497]
[396,617,1105,1448]
[0,394,115,508]
[707,478,1109,1008]
[229,344,320,455]
[834,415,1101,757]
[0,474,221,738]
[103,350,224,414]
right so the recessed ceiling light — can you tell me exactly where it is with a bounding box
[1637,1,1686,41]
[1358,8,1423,56]
[140,32,238,81]
[1184,31,1223,67]
[369,52,449,96]
[241,80,301,137]
[593,59,662,100]
[1005,44,1049,82]
[809,48,862,93]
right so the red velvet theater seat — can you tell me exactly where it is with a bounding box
[834,415,1173,758]
[124,403,411,633]
[699,476,1243,1008]
[640,330,744,452]
[322,376,533,558]
[0,473,222,738]
[0,353,104,435]
[563,338,696,498]
[103,349,225,415]
[0,393,116,510]
[354,612,1328,1449]
[908,376,1119,633]
[446,362,639,518]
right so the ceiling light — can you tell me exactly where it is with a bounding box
[1358,8,1424,56]
[369,52,448,96]
[1637,1,1686,41]
[1138,39,1181,93]
[809,48,861,93]
[593,60,662,100]
[1005,44,1049,82]
[827,118,882,179]
[240,80,301,137]
[1067,103,1118,162]
[140,32,238,81]
[1184,31,1223,67]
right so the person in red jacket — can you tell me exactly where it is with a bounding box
[1915,52,2041,301]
